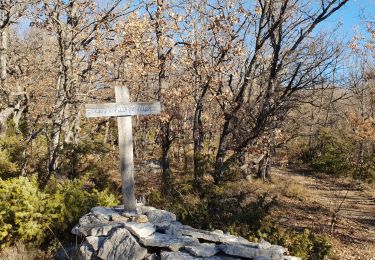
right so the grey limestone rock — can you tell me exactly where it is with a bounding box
[137,204,176,230]
[139,232,199,251]
[211,229,224,235]
[73,213,111,236]
[164,221,183,236]
[97,228,147,260]
[111,214,130,223]
[78,241,96,260]
[160,251,204,260]
[253,257,271,260]
[178,225,253,244]
[91,206,120,220]
[79,213,109,226]
[258,239,272,249]
[85,236,106,251]
[219,242,287,260]
[160,251,240,260]
[184,243,220,257]
[144,253,160,260]
[124,221,156,239]
[283,257,302,260]
[145,208,176,222]
[80,222,124,237]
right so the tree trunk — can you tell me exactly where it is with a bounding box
[213,119,231,184]
[0,14,10,136]
[155,0,172,190]
[161,121,171,189]
[257,151,270,181]
[193,100,204,187]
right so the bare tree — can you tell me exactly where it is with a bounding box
[33,0,128,183]
[210,0,349,183]
[0,0,30,135]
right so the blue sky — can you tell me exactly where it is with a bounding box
[323,0,375,40]
[18,0,373,41]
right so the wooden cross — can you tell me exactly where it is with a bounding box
[85,86,161,212]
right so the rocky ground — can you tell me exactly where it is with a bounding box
[71,205,301,260]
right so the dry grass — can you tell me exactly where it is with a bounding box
[0,242,51,260]
[282,182,310,201]
[241,174,311,202]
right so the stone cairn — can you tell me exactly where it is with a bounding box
[71,204,301,260]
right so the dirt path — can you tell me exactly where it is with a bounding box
[272,167,375,259]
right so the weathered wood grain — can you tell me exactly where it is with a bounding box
[115,86,137,212]
[85,102,161,117]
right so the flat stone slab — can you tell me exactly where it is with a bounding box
[91,206,120,220]
[282,257,302,260]
[139,232,199,251]
[175,225,253,244]
[79,213,109,226]
[184,243,220,257]
[160,251,241,260]
[253,257,271,260]
[124,222,156,239]
[258,239,272,249]
[145,209,176,223]
[80,222,124,237]
[97,228,147,260]
[219,242,287,259]
[161,251,198,260]
[111,214,130,223]
[73,213,111,236]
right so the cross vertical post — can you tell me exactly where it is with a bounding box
[115,86,137,211]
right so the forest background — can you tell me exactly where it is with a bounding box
[0,0,374,259]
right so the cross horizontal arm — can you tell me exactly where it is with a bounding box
[85,102,161,117]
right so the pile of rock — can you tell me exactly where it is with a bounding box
[72,205,301,260]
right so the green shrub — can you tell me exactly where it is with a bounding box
[0,175,119,249]
[0,150,18,178]
[51,177,119,227]
[257,224,333,260]
[302,128,375,182]
[310,234,333,260]
[0,176,64,248]
[352,155,375,182]
[0,134,25,178]
[310,129,353,174]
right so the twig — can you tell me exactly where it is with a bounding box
[330,189,349,235]
[46,225,70,260]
